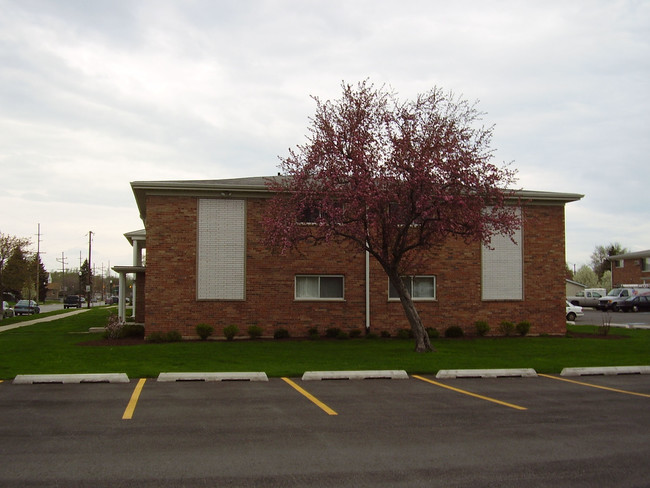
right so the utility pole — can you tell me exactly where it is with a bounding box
[87,231,93,308]
[35,223,41,303]
[56,252,67,296]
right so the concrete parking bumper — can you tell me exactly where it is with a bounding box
[157,372,269,382]
[436,368,538,379]
[13,373,130,384]
[301,370,408,380]
[560,366,650,376]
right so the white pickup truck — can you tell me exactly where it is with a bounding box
[567,288,606,308]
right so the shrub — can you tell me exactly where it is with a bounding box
[380,330,391,338]
[336,330,350,340]
[516,321,531,337]
[365,332,379,340]
[475,321,490,337]
[247,325,263,339]
[349,328,362,338]
[307,327,319,340]
[397,329,412,339]
[426,327,439,339]
[196,323,214,341]
[147,331,166,343]
[165,330,182,342]
[103,313,124,339]
[325,327,341,338]
[274,328,290,339]
[223,325,239,341]
[445,325,464,338]
[121,323,145,339]
[499,321,515,337]
[147,330,182,343]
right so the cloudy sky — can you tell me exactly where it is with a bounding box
[1,0,648,278]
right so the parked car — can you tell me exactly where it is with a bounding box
[64,295,82,309]
[107,296,120,305]
[14,300,40,315]
[566,301,583,322]
[619,294,650,313]
[2,301,14,318]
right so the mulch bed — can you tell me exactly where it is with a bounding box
[77,332,628,346]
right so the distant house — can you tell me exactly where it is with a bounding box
[608,250,650,286]
[566,279,587,297]
[114,177,582,338]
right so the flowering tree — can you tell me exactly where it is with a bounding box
[264,81,520,352]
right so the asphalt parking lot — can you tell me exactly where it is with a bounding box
[1,374,649,487]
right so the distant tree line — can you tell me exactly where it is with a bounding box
[0,231,49,303]
[569,242,627,290]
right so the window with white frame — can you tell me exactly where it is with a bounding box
[481,208,523,300]
[295,275,344,300]
[643,258,650,272]
[389,276,436,300]
[615,259,624,268]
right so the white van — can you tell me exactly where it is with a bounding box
[597,286,650,311]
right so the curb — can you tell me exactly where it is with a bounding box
[157,372,269,382]
[436,368,538,379]
[560,366,650,376]
[13,373,130,384]
[301,370,408,380]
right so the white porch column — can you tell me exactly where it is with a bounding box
[118,272,126,322]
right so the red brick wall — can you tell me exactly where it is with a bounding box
[144,196,568,338]
[612,258,650,286]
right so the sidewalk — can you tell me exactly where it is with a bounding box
[0,308,91,333]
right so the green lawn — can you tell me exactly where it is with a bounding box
[0,308,648,379]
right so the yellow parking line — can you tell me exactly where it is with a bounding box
[412,375,527,410]
[281,377,338,416]
[539,374,650,398]
[122,378,147,420]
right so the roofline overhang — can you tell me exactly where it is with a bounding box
[130,177,583,223]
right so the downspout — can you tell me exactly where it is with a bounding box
[365,247,370,331]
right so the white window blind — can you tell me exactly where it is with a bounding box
[197,199,245,300]
[481,209,523,300]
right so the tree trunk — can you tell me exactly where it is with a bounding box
[388,270,434,353]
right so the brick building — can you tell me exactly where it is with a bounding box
[115,177,582,338]
[608,250,650,286]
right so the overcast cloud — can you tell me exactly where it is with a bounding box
[1,0,648,277]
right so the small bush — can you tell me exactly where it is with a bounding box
[426,327,439,339]
[196,323,214,341]
[307,327,319,340]
[365,332,379,339]
[247,325,263,339]
[516,321,531,337]
[325,327,341,338]
[223,325,239,341]
[274,328,290,339]
[147,331,166,343]
[397,329,412,339]
[147,330,182,343]
[336,330,350,340]
[475,321,490,337]
[165,330,182,342]
[104,313,124,339]
[499,321,515,337]
[349,328,362,338]
[445,325,464,338]
[380,330,391,338]
[121,323,145,339]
